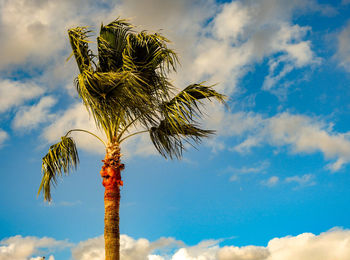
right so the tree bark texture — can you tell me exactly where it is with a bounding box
[104,186,120,260]
[101,141,124,260]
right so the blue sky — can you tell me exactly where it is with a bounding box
[1,0,350,259]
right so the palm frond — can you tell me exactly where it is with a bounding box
[97,18,134,72]
[68,26,94,73]
[124,31,178,73]
[122,31,178,100]
[150,120,214,159]
[149,83,226,158]
[75,69,160,141]
[38,136,79,201]
[162,83,226,130]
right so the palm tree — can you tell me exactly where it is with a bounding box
[38,18,225,260]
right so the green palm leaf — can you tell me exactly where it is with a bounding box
[98,18,133,72]
[38,136,79,201]
[75,69,159,140]
[123,31,178,73]
[150,120,214,159]
[162,83,226,130]
[68,26,94,73]
[149,83,226,158]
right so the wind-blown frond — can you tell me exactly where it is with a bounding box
[124,31,178,73]
[75,69,159,140]
[148,83,226,158]
[162,83,226,130]
[150,119,214,159]
[122,31,178,100]
[38,136,79,201]
[68,26,94,73]
[98,18,134,72]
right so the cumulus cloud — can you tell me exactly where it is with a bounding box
[71,234,183,260]
[188,0,322,96]
[0,0,119,70]
[12,96,57,130]
[4,229,350,259]
[71,236,104,260]
[0,79,44,113]
[69,228,350,260]
[213,111,350,171]
[267,113,350,171]
[203,104,350,172]
[0,235,70,260]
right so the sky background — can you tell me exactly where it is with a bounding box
[1,0,350,259]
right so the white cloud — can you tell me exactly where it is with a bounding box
[267,113,350,171]
[235,161,270,174]
[206,105,265,138]
[71,236,104,260]
[0,0,119,70]
[69,228,350,260]
[218,111,350,171]
[121,131,158,159]
[42,102,105,154]
[262,176,280,187]
[232,136,264,154]
[0,79,44,113]
[335,20,350,71]
[72,234,183,260]
[12,96,57,130]
[285,174,316,187]
[223,161,270,182]
[0,129,8,147]
[4,229,350,260]
[261,174,316,188]
[186,0,322,96]
[172,239,221,260]
[0,235,70,260]
[264,228,350,260]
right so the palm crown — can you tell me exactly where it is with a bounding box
[38,18,226,201]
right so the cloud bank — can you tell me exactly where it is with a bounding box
[71,228,350,260]
[0,235,70,260]
[2,228,350,260]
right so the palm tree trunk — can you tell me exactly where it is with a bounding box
[101,141,124,260]
[104,186,120,260]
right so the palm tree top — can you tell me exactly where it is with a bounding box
[38,18,226,201]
